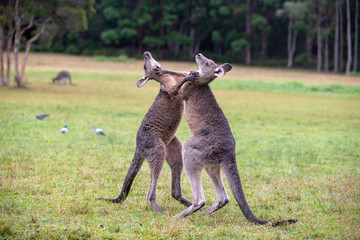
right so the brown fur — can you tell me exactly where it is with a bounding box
[168,53,297,226]
[97,52,191,213]
[52,70,72,85]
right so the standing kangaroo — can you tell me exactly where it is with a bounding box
[98,52,191,213]
[168,53,297,226]
[52,71,72,85]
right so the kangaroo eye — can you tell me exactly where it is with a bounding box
[206,62,209,67]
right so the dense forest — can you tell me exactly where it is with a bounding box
[0,0,359,87]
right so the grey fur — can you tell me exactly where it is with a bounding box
[52,71,72,84]
[98,52,191,213]
[168,53,297,226]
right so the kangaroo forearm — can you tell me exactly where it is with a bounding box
[168,78,189,95]
[160,69,188,76]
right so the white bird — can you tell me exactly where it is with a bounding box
[61,125,68,133]
[92,127,105,135]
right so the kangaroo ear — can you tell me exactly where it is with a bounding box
[222,63,232,73]
[137,76,150,88]
[214,63,232,77]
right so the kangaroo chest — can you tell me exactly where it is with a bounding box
[142,90,184,143]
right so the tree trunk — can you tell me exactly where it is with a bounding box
[324,29,329,73]
[306,0,316,63]
[316,0,322,73]
[289,30,298,68]
[339,1,344,72]
[6,24,14,86]
[305,34,313,63]
[0,23,4,86]
[353,0,359,72]
[245,0,252,65]
[261,26,269,59]
[14,0,25,88]
[345,0,352,75]
[20,15,52,80]
[287,18,297,68]
[334,0,339,73]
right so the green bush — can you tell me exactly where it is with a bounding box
[231,39,248,54]
[294,53,309,67]
[65,44,80,55]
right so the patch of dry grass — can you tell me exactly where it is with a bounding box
[25,53,360,86]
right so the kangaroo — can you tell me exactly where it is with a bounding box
[167,53,297,226]
[98,51,191,213]
[52,71,72,85]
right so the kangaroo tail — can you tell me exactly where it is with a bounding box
[222,162,297,227]
[269,219,298,227]
[97,148,144,203]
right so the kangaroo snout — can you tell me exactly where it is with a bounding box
[195,53,207,65]
[144,51,151,58]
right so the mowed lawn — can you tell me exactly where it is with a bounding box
[0,53,359,239]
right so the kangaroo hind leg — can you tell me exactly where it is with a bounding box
[204,166,229,214]
[175,153,205,218]
[146,140,167,214]
[174,168,205,218]
[166,136,192,207]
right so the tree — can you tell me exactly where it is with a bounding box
[0,0,15,87]
[334,0,340,73]
[251,13,271,59]
[0,21,4,86]
[353,0,359,72]
[3,1,15,87]
[8,0,95,87]
[316,0,322,72]
[305,0,316,63]
[255,0,279,60]
[345,0,352,75]
[245,0,252,65]
[339,1,345,72]
[322,0,335,73]
[276,1,307,68]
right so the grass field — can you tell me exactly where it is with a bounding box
[1,53,359,239]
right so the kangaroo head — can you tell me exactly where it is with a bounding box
[137,51,164,88]
[138,51,189,92]
[195,53,232,84]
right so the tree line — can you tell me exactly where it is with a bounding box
[0,0,359,88]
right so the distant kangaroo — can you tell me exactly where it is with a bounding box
[168,53,297,226]
[98,52,191,213]
[52,71,72,85]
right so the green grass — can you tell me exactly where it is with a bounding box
[1,57,359,239]
[213,80,360,95]
[92,55,130,63]
[349,72,360,77]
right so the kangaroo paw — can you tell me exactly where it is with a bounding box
[189,71,199,77]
